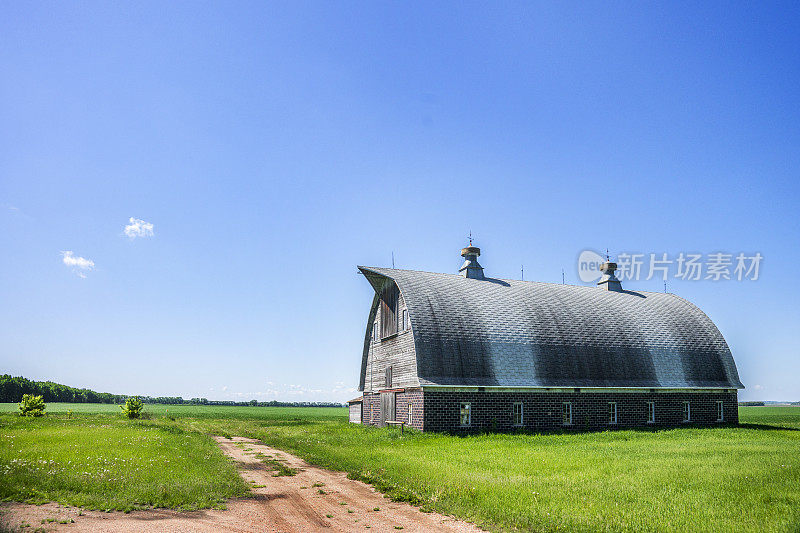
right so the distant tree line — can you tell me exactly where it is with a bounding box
[148,397,344,407]
[0,375,125,404]
[0,375,345,407]
[738,401,765,406]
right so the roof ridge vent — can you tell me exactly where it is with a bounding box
[459,245,485,280]
[597,259,622,292]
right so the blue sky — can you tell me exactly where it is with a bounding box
[1,2,798,402]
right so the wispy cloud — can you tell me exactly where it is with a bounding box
[124,217,154,239]
[3,203,33,219]
[61,251,95,278]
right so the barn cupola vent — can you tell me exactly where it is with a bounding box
[459,245,485,280]
[597,261,623,292]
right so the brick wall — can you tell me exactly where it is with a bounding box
[422,390,738,432]
[361,389,424,430]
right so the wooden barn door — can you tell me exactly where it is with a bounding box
[380,392,396,426]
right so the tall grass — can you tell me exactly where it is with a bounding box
[0,404,798,531]
[189,406,800,532]
[0,414,248,511]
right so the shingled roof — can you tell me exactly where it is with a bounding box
[359,266,744,389]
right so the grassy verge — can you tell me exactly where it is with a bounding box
[0,414,248,511]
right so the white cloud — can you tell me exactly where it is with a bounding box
[61,251,95,278]
[124,217,154,239]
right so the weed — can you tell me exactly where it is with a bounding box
[262,458,297,476]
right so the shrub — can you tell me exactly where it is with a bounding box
[18,394,46,417]
[120,397,144,419]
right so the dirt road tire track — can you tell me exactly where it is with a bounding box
[1,436,483,532]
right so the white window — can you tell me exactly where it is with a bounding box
[459,403,471,426]
[562,402,572,425]
[402,309,409,331]
[408,402,413,425]
[608,402,617,424]
[683,401,691,422]
[373,321,379,342]
[647,401,655,424]
[716,400,724,422]
[513,402,524,426]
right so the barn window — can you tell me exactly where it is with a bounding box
[716,401,723,422]
[385,366,393,389]
[608,402,617,424]
[683,401,691,422]
[513,402,524,426]
[373,320,379,342]
[459,403,471,426]
[407,402,413,425]
[380,284,399,338]
[562,402,572,425]
[647,401,655,424]
[401,309,409,331]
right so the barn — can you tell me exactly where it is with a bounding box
[350,245,744,432]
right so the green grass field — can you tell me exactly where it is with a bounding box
[1,403,798,532]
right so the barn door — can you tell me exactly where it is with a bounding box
[380,392,396,426]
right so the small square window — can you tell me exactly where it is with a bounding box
[716,400,724,422]
[562,402,572,425]
[683,401,691,422]
[608,402,617,424]
[647,401,655,424]
[460,403,471,426]
[513,402,524,426]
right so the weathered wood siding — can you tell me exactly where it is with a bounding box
[348,402,362,424]
[361,284,419,392]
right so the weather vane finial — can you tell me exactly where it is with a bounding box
[606,248,610,262]
[469,230,473,247]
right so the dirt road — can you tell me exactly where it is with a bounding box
[1,436,482,532]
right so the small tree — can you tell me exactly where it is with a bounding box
[120,397,144,419]
[18,394,46,417]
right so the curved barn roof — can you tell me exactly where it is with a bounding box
[359,266,743,389]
